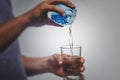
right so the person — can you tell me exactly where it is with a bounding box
[0,0,85,80]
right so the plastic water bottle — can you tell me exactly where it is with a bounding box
[48,4,77,26]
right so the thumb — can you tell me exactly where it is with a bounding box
[59,55,63,64]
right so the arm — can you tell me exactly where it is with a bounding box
[0,0,75,53]
[22,54,63,76]
[22,54,85,77]
[0,13,30,52]
[22,55,52,76]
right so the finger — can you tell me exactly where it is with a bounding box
[49,0,76,8]
[80,65,85,72]
[53,54,63,64]
[48,5,64,16]
[59,55,63,64]
[59,54,72,63]
[80,57,85,65]
[62,54,70,57]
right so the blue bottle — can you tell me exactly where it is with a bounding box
[49,4,77,26]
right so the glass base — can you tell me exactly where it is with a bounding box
[63,76,81,80]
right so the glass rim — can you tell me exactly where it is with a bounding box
[61,45,81,49]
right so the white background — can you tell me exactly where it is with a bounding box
[11,0,120,80]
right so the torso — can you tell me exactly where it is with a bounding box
[0,0,27,80]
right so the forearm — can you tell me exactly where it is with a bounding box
[22,56,52,76]
[0,13,31,52]
[0,4,46,53]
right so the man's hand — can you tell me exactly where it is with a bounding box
[26,0,76,26]
[48,54,85,78]
[23,54,85,80]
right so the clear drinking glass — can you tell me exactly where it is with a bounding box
[60,45,81,80]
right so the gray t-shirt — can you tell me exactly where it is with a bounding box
[0,0,27,80]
